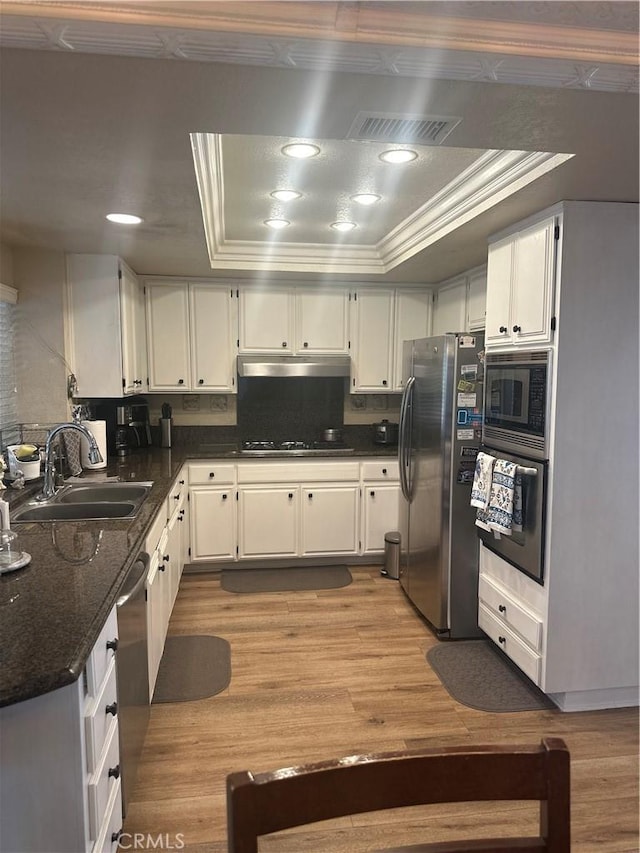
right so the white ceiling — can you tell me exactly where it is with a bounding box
[0,1,638,284]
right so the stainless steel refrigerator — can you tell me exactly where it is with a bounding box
[398,333,484,638]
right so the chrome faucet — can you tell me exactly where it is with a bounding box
[37,422,103,501]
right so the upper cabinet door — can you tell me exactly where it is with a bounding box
[189,285,238,392]
[146,282,191,391]
[239,288,294,353]
[432,278,467,336]
[120,262,146,394]
[350,289,395,393]
[511,217,556,345]
[485,237,514,345]
[466,268,487,332]
[392,289,432,390]
[295,289,349,354]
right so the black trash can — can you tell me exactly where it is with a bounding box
[382,531,400,579]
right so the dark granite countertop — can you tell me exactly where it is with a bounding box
[0,439,397,708]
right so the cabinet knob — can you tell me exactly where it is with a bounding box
[209,472,215,478]
[111,830,123,845]
[108,765,120,780]
[106,638,118,653]
[370,490,375,497]
[163,554,170,562]
[382,379,387,386]
[177,515,183,522]
[173,494,180,500]
[179,509,185,515]
[382,468,387,475]
[288,493,293,499]
[179,480,185,485]
[499,326,508,333]
[159,563,166,572]
[513,324,521,333]
[303,341,308,348]
[308,493,313,499]
[198,378,204,385]
[105,701,118,717]
[178,378,184,384]
[222,493,227,500]
[282,341,287,348]
[498,604,506,613]
[498,636,506,645]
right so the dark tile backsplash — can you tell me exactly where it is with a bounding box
[236,376,346,441]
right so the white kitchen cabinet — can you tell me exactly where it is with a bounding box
[0,608,122,853]
[239,288,294,353]
[188,462,237,562]
[238,486,299,558]
[432,276,466,336]
[301,485,359,555]
[478,202,639,711]
[190,488,236,561]
[239,286,349,355]
[485,216,557,346]
[146,281,237,392]
[361,460,400,554]
[466,268,487,331]
[145,281,191,391]
[67,254,147,397]
[392,289,432,390]
[166,471,187,609]
[295,288,349,353]
[350,288,395,392]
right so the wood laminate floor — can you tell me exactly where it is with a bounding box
[124,568,639,851]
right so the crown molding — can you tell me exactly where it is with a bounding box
[191,134,573,275]
[0,6,637,93]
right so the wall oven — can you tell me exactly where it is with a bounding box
[483,349,550,460]
[477,447,547,584]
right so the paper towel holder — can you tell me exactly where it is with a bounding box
[80,420,108,469]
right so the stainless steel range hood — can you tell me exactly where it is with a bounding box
[237,355,351,378]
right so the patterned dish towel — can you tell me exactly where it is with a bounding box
[483,458,518,535]
[470,451,495,513]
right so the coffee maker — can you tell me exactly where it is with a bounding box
[98,399,152,457]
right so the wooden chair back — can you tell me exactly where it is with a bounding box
[227,737,570,853]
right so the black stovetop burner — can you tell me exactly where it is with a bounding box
[241,440,353,455]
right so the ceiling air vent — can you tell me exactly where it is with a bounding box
[347,112,462,145]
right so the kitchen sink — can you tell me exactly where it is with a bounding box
[11,481,153,524]
[56,483,152,504]
[12,502,138,523]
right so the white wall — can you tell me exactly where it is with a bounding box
[13,248,69,424]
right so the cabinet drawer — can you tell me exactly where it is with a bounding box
[94,778,123,853]
[85,657,118,773]
[361,460,399,481]
[85,607,118,698]
[237,461,360,484]
[478,574,543,651]
[478,602,542,685]
[188,462,236,485]
[88,717,120,841]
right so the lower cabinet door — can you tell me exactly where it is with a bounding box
[362,484,400,554]
[190,488,236,561]
[238,487,299,558]
[301,486,359,555]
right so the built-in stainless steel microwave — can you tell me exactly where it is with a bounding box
[482,350,550,459]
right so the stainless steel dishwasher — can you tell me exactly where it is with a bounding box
[116,552,150,816]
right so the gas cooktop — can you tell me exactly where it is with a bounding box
[241,440,354,456]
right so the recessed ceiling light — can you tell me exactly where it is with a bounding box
[350,193,381,206]
[330,221,357,232]
[106,213,143,224]
[270,190,302,202]
[282,143,320,159]
[379,149,418,164]
[264,218,291,230]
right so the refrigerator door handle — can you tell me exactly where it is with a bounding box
[398,375,415,501]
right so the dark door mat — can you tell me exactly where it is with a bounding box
[426,639,556,713]
[152,635,231,704]
[221,565,352,593]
